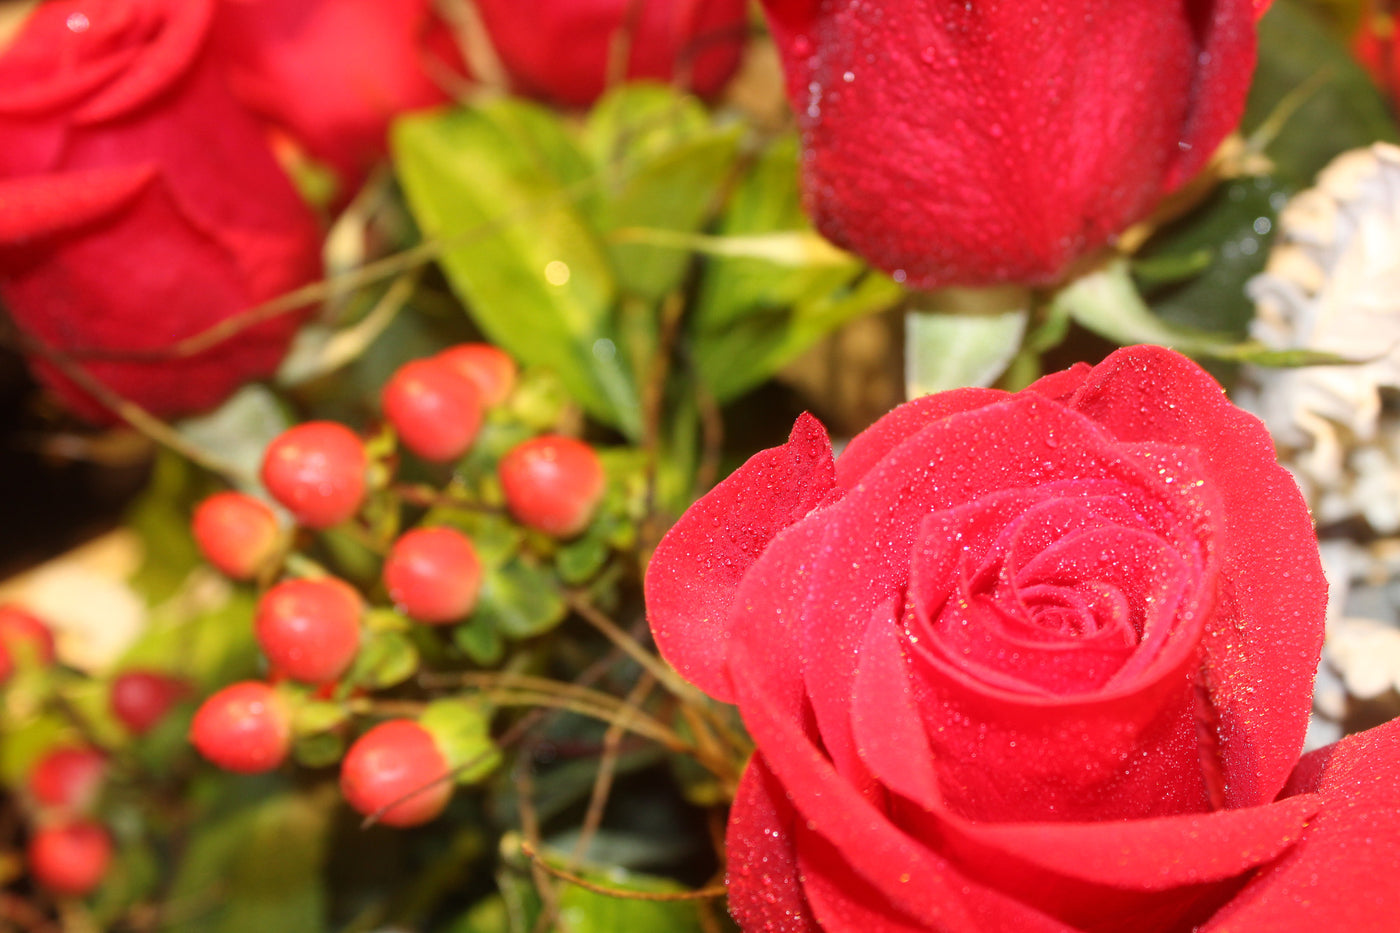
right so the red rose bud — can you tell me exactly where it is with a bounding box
[383,527,482,625]
[499,436,605,538]
[110,670,190,735]
[261,421,368,530]
[642,346,1400,930]
[755,0,1269,288]
[474,0,749,107]
[435,343,517,407]
[192,491,282,580]
[0,0,321,423]
[27,819,111,898]
[190,681,291,774]
[0,604,56,682]
[28,746,106,813]
[212,0,466,196]
[339,719,452,827]
[254,576,362,685]
[382,358,485,463]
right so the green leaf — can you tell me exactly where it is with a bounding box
[584,84,742,301]
[419,698,501,783]
[690,134,904,401]
[176,385,291,493]
[694,270,904,402]
[556,533,610,585]
[452,614,505,666]
[904,287,1030,395]
[473,558,567,639]
[1136,176,1284,337]
[348,630,420,690]
[1130,249,1214,288]
[393,103,642,436]
[292,731,345,768]
[293,701,349,736]
[1054,259,1320,368]
[125,452,208,603]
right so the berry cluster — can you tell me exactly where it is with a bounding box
[186,343,613,826]
[2,604,189,898]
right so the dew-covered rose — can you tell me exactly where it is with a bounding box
[0,0,321,423]
[756,0,1270,288]
[647,346,1400,931]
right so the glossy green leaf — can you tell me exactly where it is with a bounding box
[393,102,641,436]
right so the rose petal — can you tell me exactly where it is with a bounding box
[851,600,941,810]
[726,757,819,932]
[794,822,1073,933]
[75,1,214,124]
[1024,362,1092,403]
[1063,345,1327,807]
[1203,716,1400,930]
[834,387,1005,490]
[0,166,155,243]
[1162,2,1260,190]
[647,413,837,701]
[941,794,1317,894]
[730,635,1073,932]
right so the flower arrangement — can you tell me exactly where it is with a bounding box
[0,1,1397,931]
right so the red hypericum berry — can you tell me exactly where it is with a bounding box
[28,747,106,813]
[382,527,482,625]
[340,720,451,827]
[382,357,484,463]
[111,670,190,735]
[260,422,368,529]
[498,436,605,537]
[255,577,362,684]
[0,604,56,682]
[27,819,111,897]
[189,682,291,774]
[435,343,516,407]
[191,491,282,580]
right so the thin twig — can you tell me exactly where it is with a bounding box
[568,672,656,868]
[563,591,706,706]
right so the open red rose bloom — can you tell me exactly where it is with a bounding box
[647,346,1400,931]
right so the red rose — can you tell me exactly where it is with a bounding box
[0,0,321,423]
[647,345,1400,931]
[213,0,465,193]
[756,0,1270,288]
[473,0,749,108]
